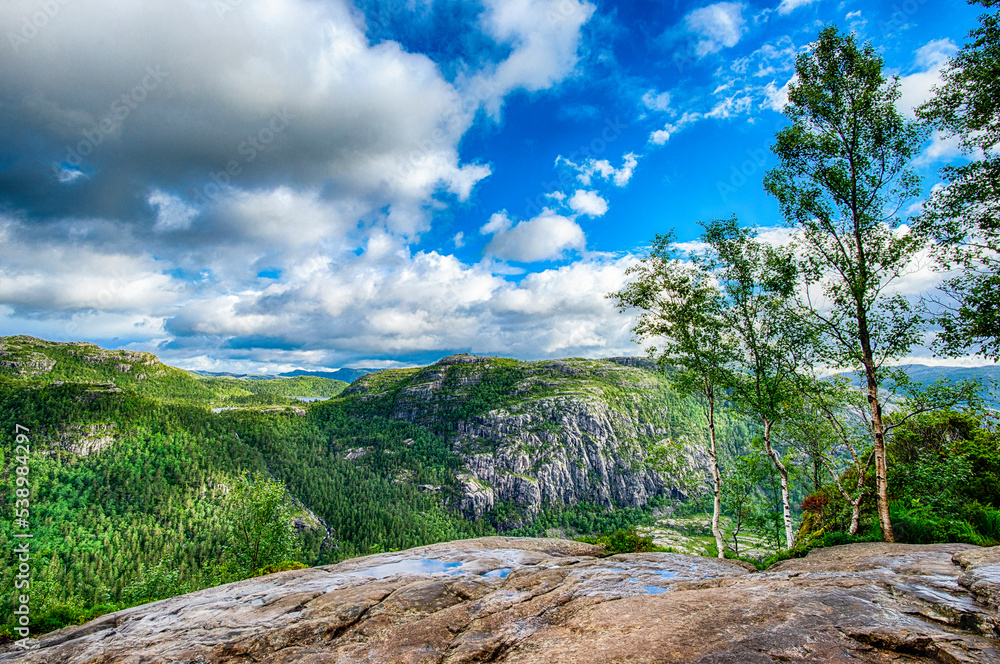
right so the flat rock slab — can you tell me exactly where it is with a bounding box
[3,537,1000,663]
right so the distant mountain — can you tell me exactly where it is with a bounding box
[191,368,377,384]
[837,363,999,405]
[894,363,1000,386]
[0,343,708,636]
[279,368,379,383]
[0,335,348,404]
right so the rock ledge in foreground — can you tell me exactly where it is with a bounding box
[4,537,1000,663]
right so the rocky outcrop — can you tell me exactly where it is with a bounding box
[347,355,701,522]
[0,335,166,382]
[0,336,56,376]
[52,422,118,456]
[455,395,696,520]
[6,538,998,663]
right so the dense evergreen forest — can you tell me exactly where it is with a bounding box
[0,374,502,636]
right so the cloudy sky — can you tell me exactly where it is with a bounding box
[0,0,986,372]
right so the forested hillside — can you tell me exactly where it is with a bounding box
[1,335,996,640]
[0,339,728,637]
[0,336,348,406]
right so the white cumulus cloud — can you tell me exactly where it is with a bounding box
[557,153,639,187]
[568,190,609,217]
[685,2,747,57]
[481,210,586,262]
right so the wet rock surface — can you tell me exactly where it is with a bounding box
[5,538,1000,663]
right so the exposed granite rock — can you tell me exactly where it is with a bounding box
[346,356,700,523]
[454,395,695,520]
[0,335,167,383]
[6,538,999,663]
[52,422,118,456]
[955,546,1000,614]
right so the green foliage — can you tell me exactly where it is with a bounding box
[575,528,660,554]
[969,505,1000,542]
[813,410,1000,546]
[122,560,191,606]
[252,561,309,577]
[889,411,1000,508]
[223,473,301,579]
[889,500,984,545]
[508,495,674,539]
[721,452,785,554]
[916,1,1000,361]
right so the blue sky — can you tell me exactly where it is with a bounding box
[0,0,987,371]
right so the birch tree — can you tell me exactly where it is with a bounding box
[778,377,874,535]
[610,233,734,558]
[697,218,814,549]
[763,26,929,541]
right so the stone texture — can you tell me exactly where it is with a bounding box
[5,538,999,663]
[345,356,703,524]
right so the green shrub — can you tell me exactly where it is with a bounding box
[251,560,309,577]
[962,503,1000,543]
[122,561,190,606]
[30,603,87,635]
[576,528,660,554]
[813,531,879,548]
[975,508,1000,542]
[889,500,984,545]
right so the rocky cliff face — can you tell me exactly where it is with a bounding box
[345,355,703,522]
[7,538,998,663]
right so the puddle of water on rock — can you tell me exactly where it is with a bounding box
[644,585,668,594]
[345,559,465,579]
[483,568,512,578]
[656,570,678,578]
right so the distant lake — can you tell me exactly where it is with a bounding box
[211,396,329,413]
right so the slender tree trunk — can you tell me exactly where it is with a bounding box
[827,449,871,537]
[862,356,894,542]
[812,454,821,493]
[853,202,894,543]
[705,379,725,559]
[849,498,861,535]
[762,418,794,549]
